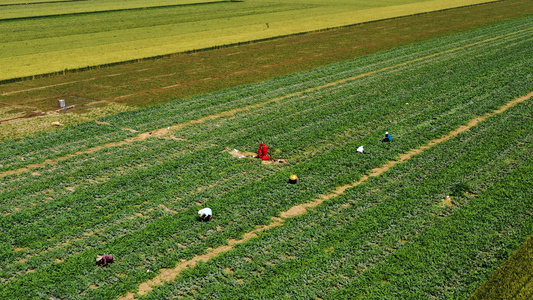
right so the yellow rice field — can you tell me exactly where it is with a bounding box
[0,0,496,82]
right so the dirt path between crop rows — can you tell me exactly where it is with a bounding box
[1,28,529,180]
[119,90,533,300]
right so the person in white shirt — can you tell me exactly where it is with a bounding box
[198,207,212,221]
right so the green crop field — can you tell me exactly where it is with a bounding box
[0,0,496,82]
[0,14,531,300]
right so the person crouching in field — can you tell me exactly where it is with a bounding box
[96,254,114,267]
[198,207,212,221]
[382,132,392,142]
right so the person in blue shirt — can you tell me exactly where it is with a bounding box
[382,132,392,142]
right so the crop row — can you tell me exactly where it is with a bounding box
[139,99,533,300]
[0,122,136,172]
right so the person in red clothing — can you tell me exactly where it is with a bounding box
[96,254,114,267]
[257,143,271,160]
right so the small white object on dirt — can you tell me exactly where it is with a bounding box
[357,146,364,153]
[232,149,245,158]
[168,127,170,130]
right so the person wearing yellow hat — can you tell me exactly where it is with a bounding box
[289,174,298,184]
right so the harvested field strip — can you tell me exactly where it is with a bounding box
[1,22,530,178]
[121,90,533,299]
[1,19,509,104]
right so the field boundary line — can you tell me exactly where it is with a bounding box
[0,28,529,179]
[119,91,533,300]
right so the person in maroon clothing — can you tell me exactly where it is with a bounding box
[96,254,114,267]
